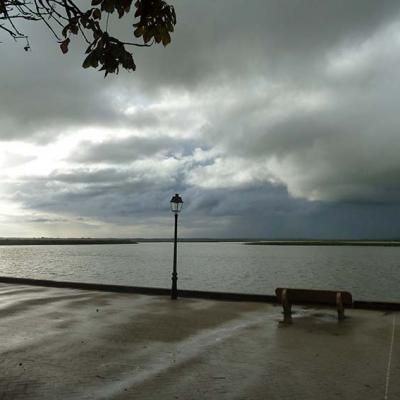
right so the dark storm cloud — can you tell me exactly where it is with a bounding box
[182,185,400,239]
[9,162,400,238]
[204,50,400,203]
[9,168,312,235]
[11,170,179,221]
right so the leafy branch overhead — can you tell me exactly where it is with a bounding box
[0,0,176,76]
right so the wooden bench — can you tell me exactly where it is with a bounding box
[275,288,353,324]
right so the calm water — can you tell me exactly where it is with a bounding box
[0,243,399,302]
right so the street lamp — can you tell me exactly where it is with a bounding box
[170,193,183,300]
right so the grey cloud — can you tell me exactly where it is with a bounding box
[132,0,400,89]
[73,136,198,164]
[0,27,112,141]
[193,13,400,204]
[11,166,179,219]
[0,152,36,167]
[185,185,400,239]
[184,183,308,216]
[212,77,400,203]
[3,0,398,141]
[28,217,69,223]
[8,161,400,238]
[48,168,131,184]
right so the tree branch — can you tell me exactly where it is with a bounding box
[0,0,176,75]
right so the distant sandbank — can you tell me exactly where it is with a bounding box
[1,238,400,246]
[245,240,400,247]
[0,238,138,245]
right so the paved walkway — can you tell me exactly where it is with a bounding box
[0,284,398,399]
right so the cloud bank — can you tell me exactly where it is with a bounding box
[1,0,400,238]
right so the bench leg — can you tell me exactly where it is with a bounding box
[336,292,345,321]
[282,289,292,324]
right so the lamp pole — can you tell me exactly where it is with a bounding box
[170,193,183,300]
[171,211,178,299]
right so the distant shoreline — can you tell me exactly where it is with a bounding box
[245,240,400,247]
[0,239,138,246]
[1,238,400,246]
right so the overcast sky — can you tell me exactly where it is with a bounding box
[1,0,400,238]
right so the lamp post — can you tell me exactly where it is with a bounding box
[170,193,183,300]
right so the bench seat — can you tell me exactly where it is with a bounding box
[275,288,353,323]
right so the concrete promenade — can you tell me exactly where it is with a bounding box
[0,283,398,399]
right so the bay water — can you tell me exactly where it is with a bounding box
[0,242,399,302]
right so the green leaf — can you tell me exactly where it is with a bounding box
[110,44,122,58]
[167,22,174,32]
[62,25,69,38]
[154,30,161,43]
[143,29,152,43]
[70,24,79,35]
[60,38,70,54]
[82,52,93,68]
[161,31,171,47]
[102,0,115,13]
[92,8,102,19]
[133,26,143,38]
[90,53,99,68]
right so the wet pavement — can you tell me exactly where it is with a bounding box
[0,283,398,399]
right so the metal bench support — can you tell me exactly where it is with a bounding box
[336,291,345,321]
[282,289,292,324]
[276,288,353,324]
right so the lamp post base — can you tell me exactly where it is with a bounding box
[171,272,178,300]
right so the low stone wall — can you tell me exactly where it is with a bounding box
[0,275,399,310]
